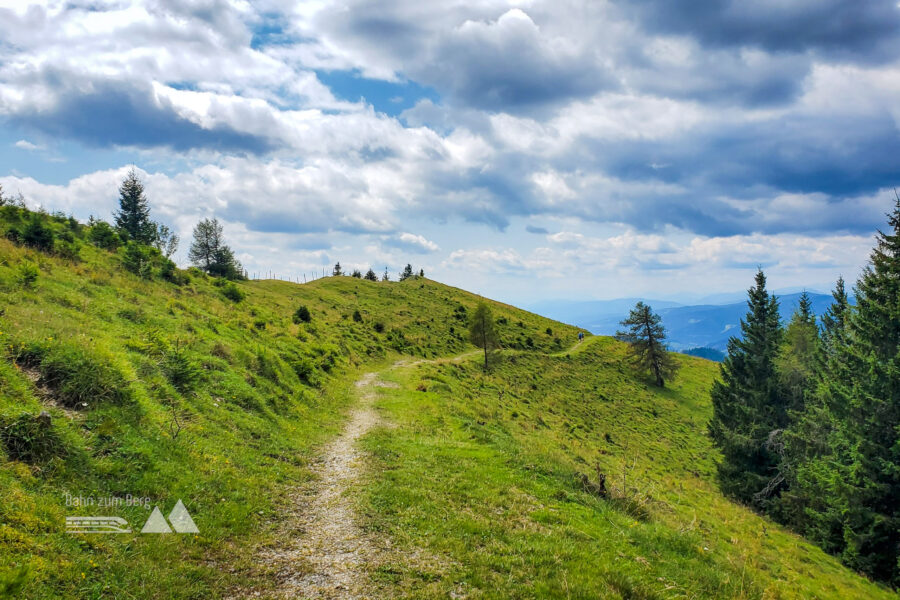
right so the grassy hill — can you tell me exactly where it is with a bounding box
[0,206,894,599]
[0,207,579,598]
[360,340,896,599]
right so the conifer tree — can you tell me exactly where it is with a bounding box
[333,262,343,276]
[189,218,243,280]
[114,170,156,244]
[777,292,819,415]
[400,264,414,281]
[831,197,900,584]
[708,270,785,510]
[615,302,678,387]
[364,268,378,281]
[781,278,853,553]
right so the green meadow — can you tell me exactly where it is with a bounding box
[0,207,894,599]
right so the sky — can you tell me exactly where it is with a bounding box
[1,0,899,305]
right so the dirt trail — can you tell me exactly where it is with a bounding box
[256,371,390,599]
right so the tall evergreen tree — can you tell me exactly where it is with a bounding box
[781,278,853,553]
[189,218,243,280]
[831,198,900,584]
[708,269,785,510]
[469,302,501,372]
[364,268,378,281]
[333,262,343,276]
[400,264,414,281]
[615,302,678,387]
[114,170,155,244]
[777,292,819,415]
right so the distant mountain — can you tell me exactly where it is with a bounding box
[532,292,845,351]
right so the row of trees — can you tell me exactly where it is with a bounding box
[332,262,425,282]
[708,199,900,586]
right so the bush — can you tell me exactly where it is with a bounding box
[221,282,245,303]
[0,412,66,464]
[291,356,319,386]
[122,242,154,278]
[55,240,81,262]
[89,221,120,251]
[373,321,385,333]
[16,263,39,288]
[293,305,312,323]
[4,225,21,243]
[163,347,201,393]
[352,309,363,322]
[22,216,54,252]
[32,343,132,408]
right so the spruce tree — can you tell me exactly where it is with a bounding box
[333,262,343,276]
[708,269,785,510]
[777,292,819,415]
[364,268,378,281]
[833,198,900,584]
[781,278,853,553]
[400,264,414,281]
[114,170,155,244]
[615,302,678,387]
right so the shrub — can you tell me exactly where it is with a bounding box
[291,356,319,386]
[55,240,81,262]
[373,321,385,333]
[22,216,54,252]
[160,259,189,285]
[352,309,363,322]
[4,225,21,243]
[122,242,154,278]
[36,343,132,408]
[163,347,201,393]
[293,305,312,323]
[221,282,245,302]
[90,221,121,250]
[0,412,66,464]
[16,263,39,288]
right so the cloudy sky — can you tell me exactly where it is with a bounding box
[1,0,899,304]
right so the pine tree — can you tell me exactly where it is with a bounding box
[469,302,501,372]
[364,268,378,281]
[777,292,819,415]
[615,302,678,387]
[832,197,900,584]
[381,267,390,282]
[114,170,155,244]
[351,269,362,278]
[333,262,343,276]
[708,269,785,510]
[400,264,414,281]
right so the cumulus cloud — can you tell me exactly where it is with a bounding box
[384,232,440,253]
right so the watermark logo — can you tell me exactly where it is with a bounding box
[65,516,132,534]
[66,499,198,535]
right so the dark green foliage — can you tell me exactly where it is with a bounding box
[0,412,66,464]
[293,305,312,324]
[114,170,156,244]
[121,241,155,278]
[364,268,378,281]
[616,302,678,388]
[400,263,414,281]
[708,270,785,510]
[221,282,245,303]
[89,220,121,250]
[373,321,385,333]
[22,214,54,252]
[333,262,343,276]
[469,302,501,371]
[352,309,363,322]
[777,292,819,415]
[351,269,362,278]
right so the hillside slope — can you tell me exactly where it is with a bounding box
[0,207,579,599]
[359,338,896,599]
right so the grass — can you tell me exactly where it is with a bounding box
[358,337,897,599]
[0,207,580,598]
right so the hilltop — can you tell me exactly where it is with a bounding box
[0,206,894,599]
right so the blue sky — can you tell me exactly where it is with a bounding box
[1,0,898,305]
